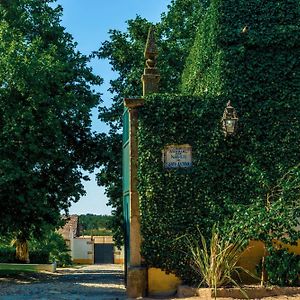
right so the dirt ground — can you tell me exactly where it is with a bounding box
[0,264,299,300]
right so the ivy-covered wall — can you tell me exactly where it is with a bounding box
[138,92,300,282]
[137,0,300,283]
[182,0,300,100]
[181,0,300,196]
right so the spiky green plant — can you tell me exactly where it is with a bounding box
[186,226,250,299]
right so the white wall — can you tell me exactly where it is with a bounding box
[72,237,94,263]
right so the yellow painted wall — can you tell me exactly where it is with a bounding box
[238,240,265,282]
[147,239,300,294]
[239,240,266,271]
[114,246,124,264]
[114,258,124,264]
[238,239,300,282]
[274,239,300,255]
[73,258,94,264]
[238,239,300,274]
[148,267,182,297]
[94,236,113,244]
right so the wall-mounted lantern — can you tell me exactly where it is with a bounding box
[221,101,238,137]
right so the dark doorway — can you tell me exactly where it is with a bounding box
[94,243,114,264]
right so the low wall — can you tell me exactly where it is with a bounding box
[0,263,56,272]
[148,268,182,297]
[177,285,300,299]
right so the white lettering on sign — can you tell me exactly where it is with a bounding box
[162,144,192,169]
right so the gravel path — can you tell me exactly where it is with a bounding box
[0,264,126,300]
[1,265,300,300]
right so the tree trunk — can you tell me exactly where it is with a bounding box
[15,235,30,263]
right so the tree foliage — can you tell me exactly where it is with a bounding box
[0,231,72,266]
[0,0,102,240]
[30,231,72,266]
[265,248,300,287]
[79,214,113,236]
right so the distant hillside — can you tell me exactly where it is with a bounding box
[79,214,113,236]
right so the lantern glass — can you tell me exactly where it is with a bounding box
[225,119,236,133]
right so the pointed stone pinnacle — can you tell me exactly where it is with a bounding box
[141,26,160,96]
[144,26,158,63]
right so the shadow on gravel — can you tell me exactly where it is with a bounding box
[0,265,126,299]
[0,271,59,284]
[58,268,124,284]
[57,269,124,275]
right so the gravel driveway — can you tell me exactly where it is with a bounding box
[1,265,300,300]
[0,264,126,300]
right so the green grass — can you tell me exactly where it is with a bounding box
[0,264,39,278]
[0,264,38,273]
[0,264,57,283]
[0,269,37,276]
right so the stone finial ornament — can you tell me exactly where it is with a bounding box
[142,26,160,96]
[144,26,158,68]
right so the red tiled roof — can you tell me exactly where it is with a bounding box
[58,215,80,240]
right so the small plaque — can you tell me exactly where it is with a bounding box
[162,144,192,169]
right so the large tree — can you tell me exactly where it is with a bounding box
[0,0,102,257]
[95,0,208,246]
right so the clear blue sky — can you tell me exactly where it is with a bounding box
[54,0,171,215]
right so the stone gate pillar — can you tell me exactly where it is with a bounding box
[124,26,160,298]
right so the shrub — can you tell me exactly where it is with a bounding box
[266,248,300,286]
[0,247,16,263]
[29,250,49,264]
[184,226,249,298]
[29,231,72,267]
